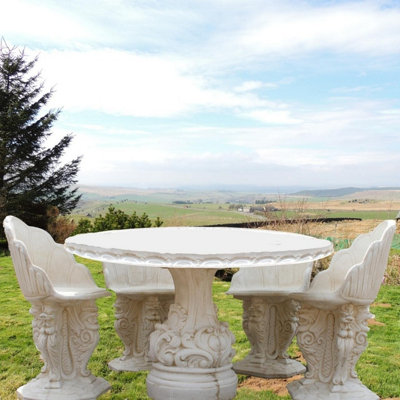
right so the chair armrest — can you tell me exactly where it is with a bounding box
[308,269,334,292]
[291,271,345,307]
[49,244,100,289]
[11,240,53,300]
[27,265,54,300]
[70,261,100,287]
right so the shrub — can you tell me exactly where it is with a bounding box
[46,206,76,243]
[72,206,163,235]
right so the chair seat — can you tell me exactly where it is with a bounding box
[291,290,370,308]
[111,287,175,296]
[227,289,299,297]
[52,286,110,301]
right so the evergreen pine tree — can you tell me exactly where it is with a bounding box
[0,41,81,233]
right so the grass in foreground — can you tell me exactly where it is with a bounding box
[0,256,399,399]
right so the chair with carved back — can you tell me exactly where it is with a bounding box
[227,261,313,378]
[3,215,111,400]
[102,262,175,371]
[287,220,396,400]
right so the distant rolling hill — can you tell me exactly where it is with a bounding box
[292,187,400,198]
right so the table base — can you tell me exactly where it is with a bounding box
[108,356,151,372]
[147,363,237,400]
[16,376,110,400]
[233,357,305,378]
[287,378,379,400]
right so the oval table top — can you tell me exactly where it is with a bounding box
[65,227,333,268]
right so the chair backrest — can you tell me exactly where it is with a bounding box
[229,262,313,294]
[339,220,396,302]
[3,215,56,298]
[103,262,174,293]
[312,220,396,303]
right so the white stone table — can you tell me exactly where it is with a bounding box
[65,227,333,400]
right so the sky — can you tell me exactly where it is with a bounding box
[2,0,400,190]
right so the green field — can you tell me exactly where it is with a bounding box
[73,196,399,229]
[1,256,400,399]
[73,202,261,227]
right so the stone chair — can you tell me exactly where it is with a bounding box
[3,215,111,400]
[227,262,313,378]
[287,220,396,400]
[103,262,175,371]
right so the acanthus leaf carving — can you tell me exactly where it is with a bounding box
[30,300,101,387]
[296,303,375,390]
[149,303,235,369]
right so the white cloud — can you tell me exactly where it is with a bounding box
[235,81,267,92]
[380,109,400,116]
[69,124,150,136]
[64,95,400,188]
[37,48,276,118]
[230,2,400,58]
[1,0,98,47]
[5,1,400,66]
[254,148,397,168]
[242,109,302,124]
[331,86,382,94]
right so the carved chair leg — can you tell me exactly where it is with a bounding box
[109,294,173,371]
[67,300,101,382]
[287,303,378,400]
[17,300,109,400]
[31,302,64,389]
[233,296,305,378]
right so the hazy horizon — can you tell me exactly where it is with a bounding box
[76,183,400,193]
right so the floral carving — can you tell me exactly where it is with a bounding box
[149,303,235,369]
[296,303,374,389]
[30,300,100,387]
[111,294,173,370]
[333,304,355,386]
[241,297,300,363]
[114,295,140,359]
[243,298,267,360]
[69,301,100,381]
[350,305,372,379]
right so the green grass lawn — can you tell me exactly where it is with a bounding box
[1,256,399,399]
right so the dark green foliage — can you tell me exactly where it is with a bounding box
[153,216,164,227]
[0,238,8,255]
[0,41,81,234]
[73,206,162,234]
[74,218,93,235]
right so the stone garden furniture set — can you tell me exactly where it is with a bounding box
[3,215,396,400]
